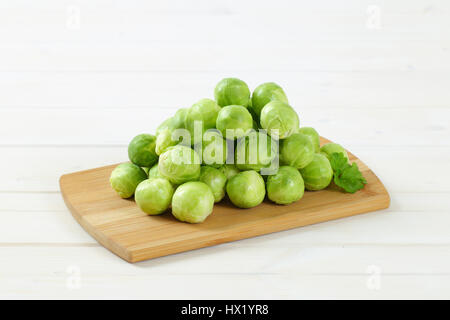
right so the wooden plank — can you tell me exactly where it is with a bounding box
[1,245,450,299]
[1,0,448,299]
[1,43,449,72]
[0,193,448,247]
[3,209,450,245]
[2,107,450,146]
[2,191,449,213]
[0,192,67,212]
[1,72,450,109]
[59,137,390,262]
[1,2,449,44]
[2,145,449,193]
[0,210,95,244]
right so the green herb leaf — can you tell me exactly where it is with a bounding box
[329,152,367,193]
[335,162,367,193]
[329,152,348,175]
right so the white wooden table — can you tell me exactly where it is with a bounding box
[1,0,449,299]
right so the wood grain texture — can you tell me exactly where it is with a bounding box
[60,137,390,263]
[2,0,448,298]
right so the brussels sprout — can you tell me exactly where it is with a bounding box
[156,109,191,155]
[280,133,314,169]
[110,163,147,198]
[135,178,174,215]
[158,145,201,185]
[199,166,227,202]
[298,127,320,153]
[172,181,215,223]
[299,153,333,191]
[128,134,158,167]
[156,129,178,156]
[172,108,188,129]
[216,105,253,140]
[214,78,251,108]
[185,98,221,144]
[226,170,265,208]
[201,130,228,167]
[235,130,278,172]
[260,101,299,139]
[156,108,187,137]
[142,167,150,176]
[320,143,349,161]
[218,164,240,181]
[148,163,163,180]
[250,82,288,119]
[156,117,175,137]
[266,166,305,204]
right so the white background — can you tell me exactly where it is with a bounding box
[1,0,449,299]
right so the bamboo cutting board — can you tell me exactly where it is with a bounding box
[60,137,390,263]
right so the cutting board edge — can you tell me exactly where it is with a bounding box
[60,172,390,263]
[58,136,391,263]
[60,174,132,262]
[127,191,390,262]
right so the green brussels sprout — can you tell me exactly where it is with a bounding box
[199,166,227,202]
[320,143,349,161]
[142,167,150,176]
[266,166,304,205]
[155,108,187,136]
[280,133,315,169]
[148,163,163,180]
[185,98,221,144]
[172,108,188,129]
[128,134,158,167]
[216,105,253,140]
[201,130,228,167]
[156,129,178,156]
[156,117,175,136]
[171,181,215,223]
[226,170,265,208]
[214,78,251,107]
[235,130,278,172]
[218,164,240,181]
[250,82,288,119]
[299,153,333,191]
[260,101,299,139]
[135,178,174,215]
[297,127,320,153]
[156,109,191,155]
[158,145,201,185]
[110,163,147,198]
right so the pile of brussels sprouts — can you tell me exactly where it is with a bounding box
[110,78,367,223]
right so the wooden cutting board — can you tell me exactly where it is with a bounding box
[60,137,390,263]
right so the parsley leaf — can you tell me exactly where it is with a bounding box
[329,152,367,193]
[329,152,348,175]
